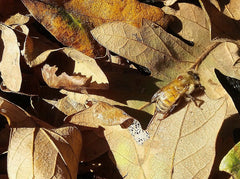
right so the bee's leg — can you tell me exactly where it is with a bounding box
[162,102,178,119]
[186,94,204,107]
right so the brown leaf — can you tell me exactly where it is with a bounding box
[91,19,195,78]
[66,101,133,127]
[21,0,170,57]
[0,24,22,92]
[199,0,240,45]
[63,48,109,89]
[0,97,82,178]
[66,102,148,165]
[42,64,92,92]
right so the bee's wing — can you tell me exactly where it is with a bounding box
[151,90,161,103]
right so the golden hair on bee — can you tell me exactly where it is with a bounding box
[140,70,204,119]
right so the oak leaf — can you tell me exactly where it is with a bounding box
[0,97,82,179]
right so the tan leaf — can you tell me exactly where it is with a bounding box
[63,48,109,89]
[109,95,226,178]
[42,64,92,92]
[66,101,133,127]
[0,24,22,92]
[144,95,227,178]
[21,0,169,57]
[91,19,195,77]
[67,95,226,178]
[162,3,210,51]
[23,35,63,67]
[4,13,29,26]
[0,97,82,179]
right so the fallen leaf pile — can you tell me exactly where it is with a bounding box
[0,0,240,178]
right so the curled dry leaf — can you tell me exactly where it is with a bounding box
[42,64,92,92]
[63,48,109,89]
[0,97,82,179]
[23,35,63,67]
[0,24,21,92]
[150,0,178,6]
[21,0,169,57]
[66,101,133,127]
[4,13,29,26]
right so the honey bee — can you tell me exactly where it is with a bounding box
[150,70,204,119]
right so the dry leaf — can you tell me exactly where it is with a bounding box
[0,24,22,92]
[66,101,148,165]
[23,35,63,67]
[63,48,109,89]
[91,19,195,78]
[42,64,92,92]
[199,0,240,45]
[144,95,227,178]
[150,0,178,6]
[111,95,226,178]
[66,95,226,178]
[90,3,239,120]
[21,0,169,57]
[0,97,82,179]
[66,101,133,127]
[4,13,29,26]
[162,3,210,51]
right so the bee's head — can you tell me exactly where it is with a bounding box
[187,70,200,81]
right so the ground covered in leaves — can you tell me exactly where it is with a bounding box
[0,0,240,178]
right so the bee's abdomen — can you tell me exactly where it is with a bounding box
[154,87,180,114]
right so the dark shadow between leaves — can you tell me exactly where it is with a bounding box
[77,126,123,179]
[87,61,159,104]
[209,113,240,179]
[115,105,152,130]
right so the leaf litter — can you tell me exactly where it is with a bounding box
[0,0,240,178]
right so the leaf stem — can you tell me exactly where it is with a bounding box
[190,42,221,71]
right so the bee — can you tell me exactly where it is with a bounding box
[146,70,204,119]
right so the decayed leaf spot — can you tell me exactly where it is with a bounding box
[0,97,82,179]
[0,24,22,92]
[128,119,149,145]
[42,64,92,92]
